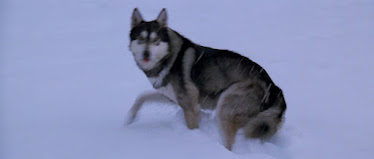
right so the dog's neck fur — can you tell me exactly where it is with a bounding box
[146,28,184,88]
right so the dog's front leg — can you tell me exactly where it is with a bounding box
[181,102,200,129]
[125,91,171,125]
[175,84,200,129]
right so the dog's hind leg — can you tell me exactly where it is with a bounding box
[217,81,265,150]
[125,91,172,126]
[218,117,240,151]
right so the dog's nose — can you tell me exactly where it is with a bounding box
[143,50,150,62]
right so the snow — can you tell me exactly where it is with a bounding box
[2,0,374,159]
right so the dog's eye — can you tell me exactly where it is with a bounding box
[153,38,161,45]
[137,36,146,44]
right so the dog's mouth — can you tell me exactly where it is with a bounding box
[143,59,150,63]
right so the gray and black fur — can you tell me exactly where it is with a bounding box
[126,8,287,150]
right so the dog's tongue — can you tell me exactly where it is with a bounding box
[143,59,150,63]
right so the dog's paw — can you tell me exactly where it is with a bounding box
[124,112,136,127]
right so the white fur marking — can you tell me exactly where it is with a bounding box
[150,32,157,40]
[149,42,169,62]
[130,40,145,60]
[156,84,177,102]
[141,31,148,38]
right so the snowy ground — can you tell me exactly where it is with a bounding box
[2,0,374,159]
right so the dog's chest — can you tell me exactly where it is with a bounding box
[147,67,178,103]
[155,84,177,103]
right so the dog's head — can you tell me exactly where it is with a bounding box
[129,8,170,71]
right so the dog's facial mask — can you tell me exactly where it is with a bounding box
[129,9,170,71]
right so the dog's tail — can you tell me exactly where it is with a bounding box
[243,85,286,139]
[124,91,173,126]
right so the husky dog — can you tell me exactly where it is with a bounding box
[126,8,286,150]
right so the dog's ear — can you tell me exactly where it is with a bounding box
[131,8,144,28]
[156,8,167,27]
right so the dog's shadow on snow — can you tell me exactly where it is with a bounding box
[126,105,295,159]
